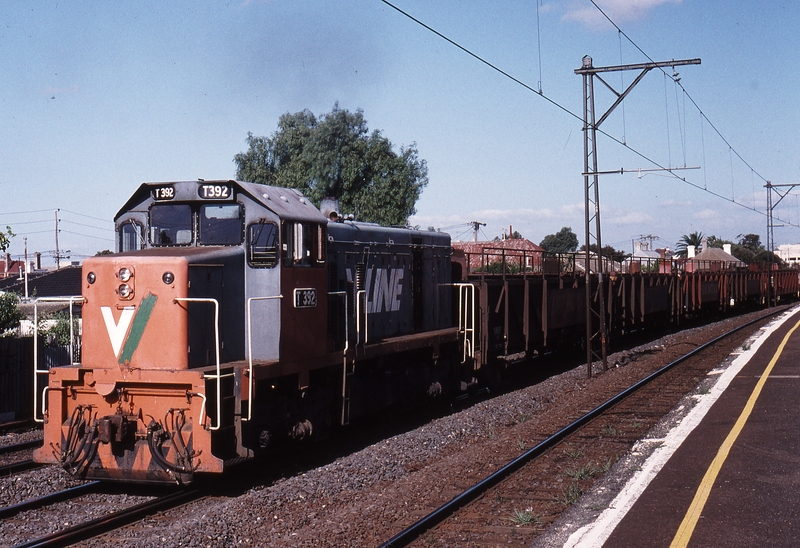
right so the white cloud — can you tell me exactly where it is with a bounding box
[562,0,682,29]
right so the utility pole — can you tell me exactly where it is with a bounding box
[471,220,486,243]
[54,209,60,269]
[575,55,700,378]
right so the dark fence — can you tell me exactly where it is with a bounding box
[0,337,73,423]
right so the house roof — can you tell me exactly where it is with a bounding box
[691,246,746,267]
[452,238,544,254]
[0,266,83,299]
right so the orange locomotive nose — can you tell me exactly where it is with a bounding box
[34,254,224,484]
[81,255,190,371]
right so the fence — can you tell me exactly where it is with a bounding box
[0,337,73,423]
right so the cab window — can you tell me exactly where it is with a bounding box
[248,222,279,267]
[150,204,192,246]
[282,222,325,267]
[199,204,243,245]
[119,220,145,252]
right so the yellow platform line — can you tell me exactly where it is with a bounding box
[670,315,800,548]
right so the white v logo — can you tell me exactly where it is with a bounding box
[101,306,135,358]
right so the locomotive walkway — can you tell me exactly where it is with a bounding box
[562,305,800,548]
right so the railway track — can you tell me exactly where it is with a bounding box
[0,440,44,478]
[379,308,785,547]
[12,488,203,548]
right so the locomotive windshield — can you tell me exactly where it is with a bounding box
[149,202,243,246]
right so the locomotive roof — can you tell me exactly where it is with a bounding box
[115,180,328,224]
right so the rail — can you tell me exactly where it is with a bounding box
[33,296,84,423]
[173,297,229,431]
[378,307,787,548]
[244,294,283,421]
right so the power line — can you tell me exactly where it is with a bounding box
[379,0,792,226]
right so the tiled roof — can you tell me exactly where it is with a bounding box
[0,266,82,298]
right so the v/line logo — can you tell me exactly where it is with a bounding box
[347,267,404,313]
[100,293,158,364]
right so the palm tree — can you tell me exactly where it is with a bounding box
[675,231,704,258]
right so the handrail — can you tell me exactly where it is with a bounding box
[244,294,283,421]
[173,297,228,431]
[445,284,475,363]
[356,289,368,345]
[33,296,85,423]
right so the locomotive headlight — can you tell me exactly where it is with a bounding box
[87,272,96,284]
[118,283,133,299]
[119,267,133,282]
[162,271,175,285]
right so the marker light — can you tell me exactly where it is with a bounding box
[118,284,133,299]
[119,267,132,282]
[162,271,175,285]
[87,272,96,284]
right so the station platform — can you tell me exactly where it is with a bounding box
[560,305,800,548]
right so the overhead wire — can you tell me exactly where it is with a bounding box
[378,0,792,226]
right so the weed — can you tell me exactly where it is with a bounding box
[508,508,541,527]
[742,342,751,351]
[558,482,584,507]
[565,463,599,480]
[517,414,530,424]
[563,448,584,459]
[517,438,526,451]
[602,425,618,436]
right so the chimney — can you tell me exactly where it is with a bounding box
[35,252,41,270]
[723,243,732,255]
[701,236,708,251]
[687,245,696,258]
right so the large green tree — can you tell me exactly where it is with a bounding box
[234,105,428,226]
[539,227,579,253]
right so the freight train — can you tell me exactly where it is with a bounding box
[33,180,799,484]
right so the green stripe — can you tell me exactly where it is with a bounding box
[118,292,158,365]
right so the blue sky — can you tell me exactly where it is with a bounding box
[2,0,799,265]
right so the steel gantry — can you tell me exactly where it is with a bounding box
[575,55,701,377]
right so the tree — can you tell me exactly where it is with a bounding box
[580,243,629,263]
[675,231,704,258]
[0,292,22,337]
[233,104,428,226]
[539,227,578,253]
[0,226,14,252]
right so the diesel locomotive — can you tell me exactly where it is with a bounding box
[34,180,468,483]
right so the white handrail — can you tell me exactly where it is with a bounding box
[33,296,84,423]
[445,284,476,363]
[356,289,368,345]
[174,297,228,431]
[244,294,283,421]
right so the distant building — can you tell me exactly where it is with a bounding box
[2,252,43,279]
[452,238,544,273]
[685,240,745,271]
[776,243,800,266]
